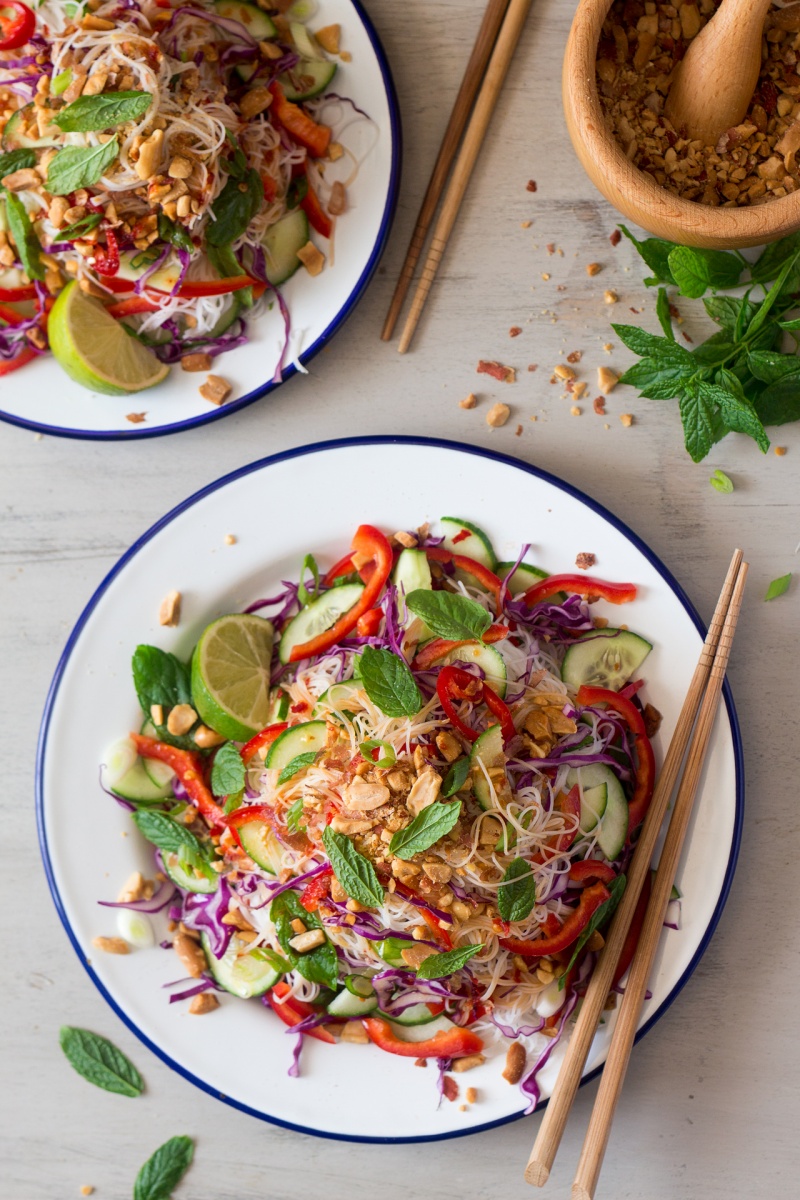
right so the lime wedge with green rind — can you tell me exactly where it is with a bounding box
[48,280,169,394]
[191,614,275,741]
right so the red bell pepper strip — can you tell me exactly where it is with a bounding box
[552,785,581,853]
[426,546,503,609]
[269,82,331,157]
[323,552,356,586]
[300,181,332,238]
[362,1017,484,1059]
[0,302,26,326]
[93,228,120,277]
[223,799,313,856]
[0,345,37,376]
[612,868,652,986]
[240,722,288,766]
[576,685,655,836]
[0,2,35,49]
[522,574,638,608]
[101,274,261,298]
[288,525,393,662]
[412,625,508,671]
[130,733,226,827]
[499,881,611,958]
[106,296,161,318]
[300,864,333,912]
[356,606,383,637]
[568,858,617,885]
[420,908,454,949]
[436,665,517,745]
[266,983,336,1043]
[0,284,37,302]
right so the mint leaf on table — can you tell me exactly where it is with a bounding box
[132,810,204,859]
[748,350,800,384]
[667,246,743,298]
[405,589,492,642]
[655,287,674,339]
[321,826,384,908]
[614,324,696,399]
[270,889,338,989]
[54,91,152,132]
[278,752,317,785]
[59,1027,143,1097]
[358,646,421,718]
[46,137,119,194]
[754,375,800,426]
[560,874,627,987]
[705,375,770,453]
[679,385,716,462]
[765,574,792,601]
[416,943,483,980]
[134,1135,194,1200]
[442,756,470,797]
[210,741,245,796]
[496,857,536,923]
[704,294,758,338]
[3,191,44,281]
[619,225,678,286]
[389,799,462,860]
[748,231,800,287]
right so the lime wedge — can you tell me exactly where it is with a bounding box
[48,280,170,395]
[191,614,275,741]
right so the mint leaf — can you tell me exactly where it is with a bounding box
[709,469,734,494]
[132,810,204,859]
[612,323,689,360]
[747,248,800,337]
[0,148,35,177]
[358,646,421,717]
[417,943,482,979]
[442,756,470,797]
[210,742,245,796]
[134,1136,194,1200]
[560,874,626,986]
[497,858,536,923]
[619,225,678,286]
[278,752,317,785]
[755,375,800,425]
[132,645,198,749]
[389,799,461,860]
[747,350,800,385]
[778,316,800,331]
[704,378,770,453]
[667,246,742,298]
[54,91,153,132]
[619,356,694,399]
[206,167,263,246]
[655,287,674,339]
[46,137,119,195]
[59,1027,143,1097]
[4,191,44,281]
[679,385,716,462]
[765,573,792,601]
[59,211,103,241]
[749,231,800,286]
[691,332,737,367]
[703,294,757,336]
[405,589,492,642]
[321,826,384,907]
[270,888,338,988]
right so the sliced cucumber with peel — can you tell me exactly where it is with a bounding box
[280,58,337,100]
[237,820,284,874]
[566,763,629,860]
[314,679,363,716]
[214,0,277,38]
[439,517,497,571]
[140,719,176,788]
[279,580,364,663]
[440,640,507,699]
[561,629,652,692]
[577,783,607,834]
[497,560,548,595]
[379,1002,442,1026]
[377,937,409,968]
[163,851,219,894]
[265,719,327,770]
[327,989,378,1017]
[104,738,174,803]
[266,686,290,724]
[262,209,310,287]
[393,547,432,597]
[202,932,281,998]
[2,104,62,150]
[470,723,505,810]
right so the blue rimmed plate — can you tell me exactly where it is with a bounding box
[37,437,743,1140]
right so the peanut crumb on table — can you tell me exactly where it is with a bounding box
[775,445,787,455]
[620,412,634,426]
[526,179,537,191]
[486,402,511,428]
[459,392,477,409]
[515,424,523,436]
[586,262,603,276]
[598,366,620,393]
[224,533,237,545]
[520,219,532,228]
[570,405,582,416]
[509,326,522,337]
[604,289,619,304]
[80,1188,94,1197]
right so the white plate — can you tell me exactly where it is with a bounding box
[37,437,743,1142]
[2,1,400,441]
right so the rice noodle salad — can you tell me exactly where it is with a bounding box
[101,518,668,1110]
[0,0,365,385]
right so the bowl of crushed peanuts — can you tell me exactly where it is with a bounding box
[563,0,800,247]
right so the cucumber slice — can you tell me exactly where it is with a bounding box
[470,724,505,810]
[578,783,607,834]
[214,0,277,39]
[116,249,182,294]
[378,1002,442,1026]
[440,517,497,571]
[440,641,507,699]
[163,851,219,894]
[262,209,310,287]
[385,1015,456,1042]
[265,719,327,770]
[566,763,629,860]
[497,560,549,595]
[377,937,409,968]
[140,719,176,788]
[237,819,284,874]
[202,932,281,998]
[265,686,290,723]
[393,547,432,597]
[113,759,174,803]
[1,104,61,150]
[280,58,337,101]
[314,679,363,716]
[289,21,325,59]
[327,989,378,1017]
[561,629,653,692]
[278,581,364,663]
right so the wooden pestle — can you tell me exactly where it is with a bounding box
[664,0,773,145]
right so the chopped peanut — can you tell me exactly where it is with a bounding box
[289,928,327,953]
[586,262,603,276]
[167,703,196,736]
[240,87,273,120]
[597,366,620,393]
[452,1054,486,1072]
[92,936,129,955]
[503,1041,526,1084]
[181,352,213,373]
[199,375,232,405]
[459,393,477,409]
[619,412,634,427]
[316,24,341,53]
[159,589,181,627]
[486,402,511,428]
[189,992,220,1014]
[297,240,326,276]
[194,724,225,749]
[340,1020,370,1043]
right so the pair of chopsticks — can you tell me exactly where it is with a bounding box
[381,0,532,353]
[525,549,748,1198]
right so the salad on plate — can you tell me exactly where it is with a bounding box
[0,0,361,392]
[100,517,667,1108]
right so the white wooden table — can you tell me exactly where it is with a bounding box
[2,1,797,1196]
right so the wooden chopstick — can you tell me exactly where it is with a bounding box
[381,0,510,342]
[571,557,748,1200]
[397,0,533,353]
[525,549,745,1188]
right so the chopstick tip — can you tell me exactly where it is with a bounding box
[571,1185,593,1200]
[524,1161,551,1188]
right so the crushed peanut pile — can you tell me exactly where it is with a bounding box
[598,0,800,205]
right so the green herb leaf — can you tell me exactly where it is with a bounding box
[206,167,263,247]
[59,211,103,241]
[405,589,492,642]
[667,246,742,299]
[703,294,757,337]
[131,810,204,859]
[359,738,396,768]
[416,943,483,980]
[619,225,678,286]
[0,148,36,177]
[389,799,461,860]
[765,573,792,601]
[560,874,627,987]
[754,375,800,425]
[157,212,193,254]
[321,826,384,907]
[703,378,770,453]
[358,646,422,717]
[4,190,44,281]
[251,945,291,973]
[778,316,800,331]
[442,756,470,797]
[270,889,338,988]
[747,248,800,338]
[655,287,674,340]
[134,1135,194,1200]
[618,356,695,400]
[747,350,800,385]
[59,1027,143,1097]
[206,242,241,280]
[223,791,243,814]
[749,231,800,286]
[679,384,716,462]
[54,91,153,132]
[210,741,245,796]
[46,137,119,195]
[709,469,734,494]
[496,857,536,923]
[131,645,198,749]
[278,751,317,785]
[285,796,306,834]
[297,553,321,607]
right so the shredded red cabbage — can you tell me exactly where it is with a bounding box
[181,875,233,957]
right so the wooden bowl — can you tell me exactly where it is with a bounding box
[563,0,800,248]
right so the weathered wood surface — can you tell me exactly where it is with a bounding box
[1,1,797,1196]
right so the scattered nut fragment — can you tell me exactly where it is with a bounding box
[643,702,663,737]
[199,375,232,405]
[593,396,606,414]
[117,871,145,904]
[174,931,207,977]
[465,1086,478,1104]
[520,220,532,228]
[328,141,344,161]
[150,703,164,726]
[340,1019,370,1043]
[289,928,327,953]
[610,229,621,246]
[575,552,596,570]
[400,943,437,969]
[452,1053,486,1073]
[167,703,196,736]
[603,289,619,304]
[619,412,634,427]
[92,936,129,955]
[239,86,273,120]
[586,262,603,276]
[394,530,418,548]
[189,992,220,1015]
[442,1075,459,1102]
[572,381,588,399]
[486,402,511,428]
[554,364,576,381]
[477,359,516,383]
[316,24,341,53]
[126,412,147,424]
[459,392,477,409]
[570,406,582,416]
[509,325,522,337]
[194,724,225,749]
[224,534,237,545]
[297,240,325,276]
[775,445,787,456]
[181,352,213,373]
[503,1041,526,1084]
[597,366,619,393]
[566,350,583,364]
[526,179,537,192]
[339,49,352,62]
[515,423,523,436]
[81,1188,94,1197]
[159,588,181,627]
[328,180,346,215]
